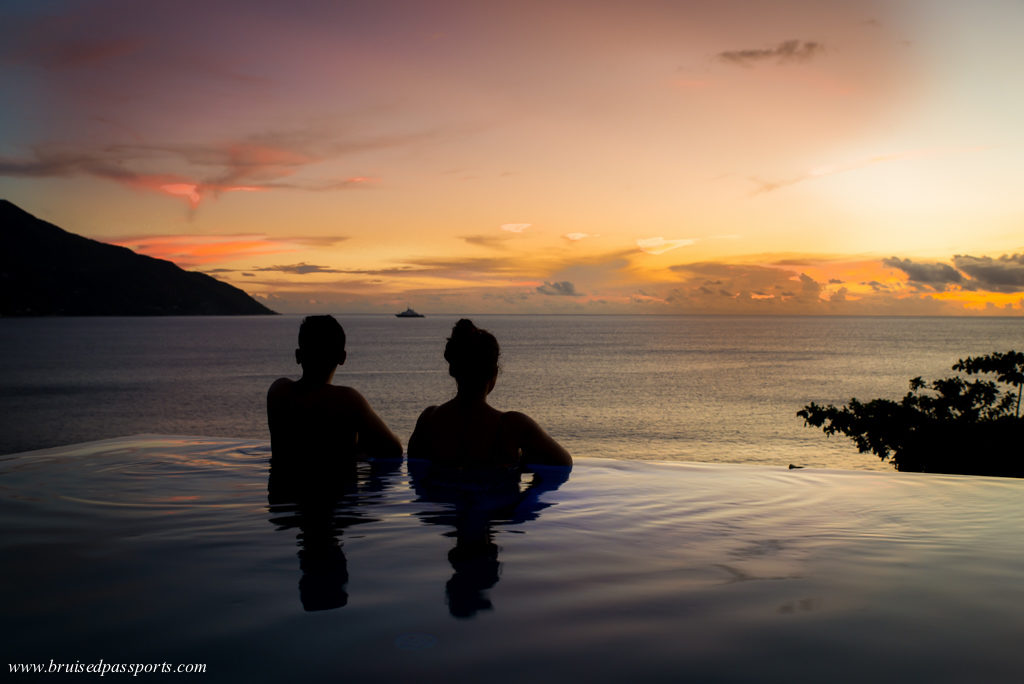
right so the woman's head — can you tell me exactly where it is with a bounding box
[444,319,500,393]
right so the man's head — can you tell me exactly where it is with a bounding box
[296,315,347,371]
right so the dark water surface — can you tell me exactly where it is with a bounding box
[3,436,1023,683]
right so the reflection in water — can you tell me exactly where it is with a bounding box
[267,457,400,612]
[409,461,571,619]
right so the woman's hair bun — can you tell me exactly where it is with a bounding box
[444,318,499,387]
[451,318,478,338]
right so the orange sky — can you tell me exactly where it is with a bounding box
[2,0,1023,314]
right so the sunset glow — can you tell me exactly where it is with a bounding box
[2,0,1022,314]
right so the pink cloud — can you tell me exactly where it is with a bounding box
[110,234,304,267]
[0,135,390,209]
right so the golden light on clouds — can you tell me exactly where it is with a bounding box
[1,0,1022,314]
[930,291,1024,312]
[636,237,697,256]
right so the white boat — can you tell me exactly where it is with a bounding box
[395,306,424,318]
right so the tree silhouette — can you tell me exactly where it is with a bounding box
[798,351,1024,477]
[952,350,1024,418]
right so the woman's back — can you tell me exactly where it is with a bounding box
[409,401,519,469]
[408,319,571,469]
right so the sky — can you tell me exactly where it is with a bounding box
[2,0,1024,315]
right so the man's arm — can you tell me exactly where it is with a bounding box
[346,388,403,460]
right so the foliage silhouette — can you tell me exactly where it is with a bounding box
[798,351,1024,477]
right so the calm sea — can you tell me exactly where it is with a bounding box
[0,315,1020,469]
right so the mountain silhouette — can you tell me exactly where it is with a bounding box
[0,200,275,315]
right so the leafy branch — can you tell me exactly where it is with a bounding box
[798,351,1024,476]
[952,350,1024,418]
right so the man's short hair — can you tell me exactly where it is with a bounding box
[298,315,346,360]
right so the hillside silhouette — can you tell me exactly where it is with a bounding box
[0,200,274,316]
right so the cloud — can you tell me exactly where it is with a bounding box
[249,249,1024,315]
[631,291,665,305]
[563,232,595,241]
[797,272,821,298]
[0,147,278,208]
[254,263,344,275]
[871,253,1024,295]
[864,280,892,292]
[288,236,350,247]
[501,223,531,233]
[462,234,511,249]
[249,263,437,278]
[109,233,346,267]
[398,256,534,281]
[536,281,582,297]
[718,40,824,67]
[7,36,143,69]
[953,254,1024,293]
[319,176,380,190]
[0,129,409,207]
[636,236,696,255]
[882,257,964,290]
[660,258,977,314]
[750,147,989,195]
[667,261,833,310]
[325,266,421,276]
[234,249,1024,315]
[245,251,583,286]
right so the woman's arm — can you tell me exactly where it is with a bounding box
[506,411,572,467]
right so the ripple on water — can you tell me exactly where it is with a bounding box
[2,436,1024,683]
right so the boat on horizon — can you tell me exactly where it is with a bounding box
[395,306,425,318]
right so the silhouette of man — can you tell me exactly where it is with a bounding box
[268,316,402,494]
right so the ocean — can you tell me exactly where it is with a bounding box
[1,314,1021,468]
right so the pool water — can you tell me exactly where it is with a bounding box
[2,436,1023,682]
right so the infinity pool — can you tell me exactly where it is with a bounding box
[2,436,1023,682]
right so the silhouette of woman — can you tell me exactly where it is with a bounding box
[408,319,571,468]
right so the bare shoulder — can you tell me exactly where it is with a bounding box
[501,410,540,431]
[407,405,440,460]
[267,377,294,399]
[412,405,440,431]
[417,404,439,420]
[326,384,372,409]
